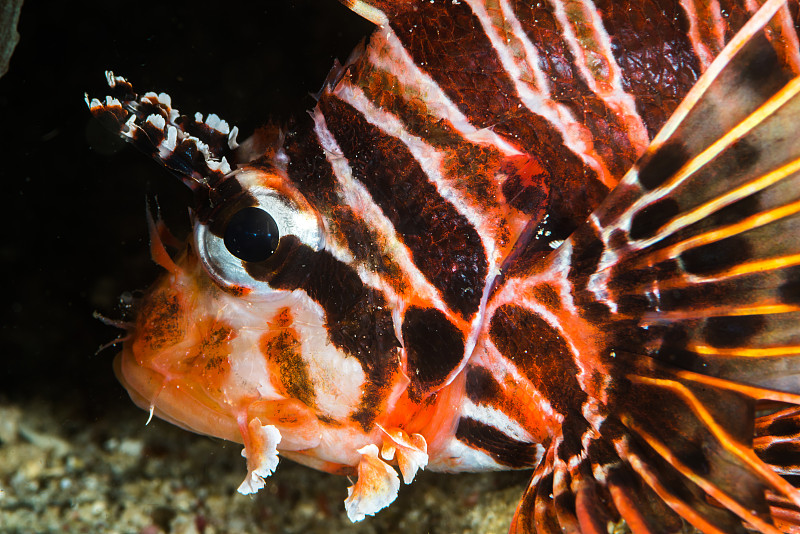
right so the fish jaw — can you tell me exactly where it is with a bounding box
[117,251,253,413]
[113,244,326,442]
[113,344,242,443]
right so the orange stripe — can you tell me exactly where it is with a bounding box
[690,343,800,357]
[619,441,730,534]
[629,374,800,509]
[675,369,800,404]
[622,415,783,534]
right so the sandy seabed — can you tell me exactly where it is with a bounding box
[0,399,527,534]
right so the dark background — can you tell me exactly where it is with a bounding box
[0,1,373,412]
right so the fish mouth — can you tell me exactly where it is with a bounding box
[113,343,242,444]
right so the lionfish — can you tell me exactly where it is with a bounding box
[87,0,800,531]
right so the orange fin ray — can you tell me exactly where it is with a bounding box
[511,1,800,531]
[552,0,800,396]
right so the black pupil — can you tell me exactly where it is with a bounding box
[223,207,280,262]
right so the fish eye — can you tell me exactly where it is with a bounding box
[193,171,323,296]
[223,207,280,262]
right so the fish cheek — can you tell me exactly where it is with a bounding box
[179,317,236,396]
[130,281,237,399]
[258,307,317,410]
[132,287,188,360]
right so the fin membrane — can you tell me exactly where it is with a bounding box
[86,72,239,191]
[513,1,800,532]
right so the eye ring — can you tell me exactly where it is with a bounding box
[223,206,280,262]
[193,178,323,297]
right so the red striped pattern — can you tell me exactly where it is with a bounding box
[89,0,800,529]
[293,0,800,468]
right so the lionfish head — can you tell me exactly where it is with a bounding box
[115,162,330,443]
[88,73,434,514]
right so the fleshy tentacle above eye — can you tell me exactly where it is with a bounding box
[500,0,800,531]
[85,72,239,191]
